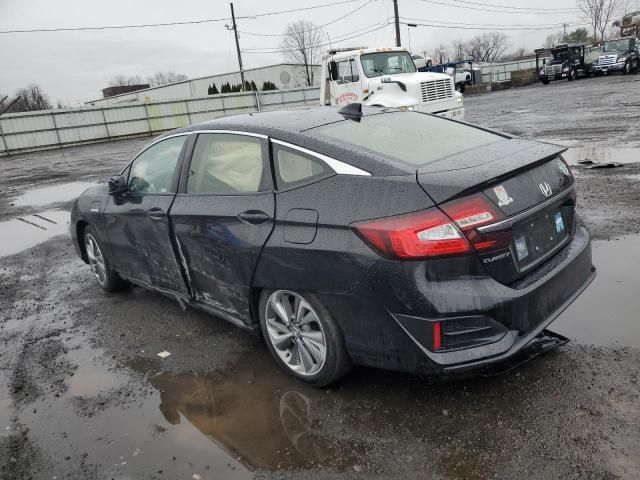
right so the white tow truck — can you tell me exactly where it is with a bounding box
[320,47,465,120]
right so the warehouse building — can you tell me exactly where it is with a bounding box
[86,63,321,106]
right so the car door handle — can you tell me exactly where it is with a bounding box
[237,210,270,225]
[146,207,165,220]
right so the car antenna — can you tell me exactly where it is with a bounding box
[337,102,363,121]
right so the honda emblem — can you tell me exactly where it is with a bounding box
[539,181,552,198]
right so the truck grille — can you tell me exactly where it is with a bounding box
[420,79,453,102]
[598,55,618,65]
[545,64,561,76]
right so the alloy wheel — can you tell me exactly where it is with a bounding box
[264,290,327,376]
[85,233,107,286]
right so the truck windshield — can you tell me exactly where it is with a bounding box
[552,49,570,61]
[360,52,416,78]
[309,112,502,166]
[604,40,631,52]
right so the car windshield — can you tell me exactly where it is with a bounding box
[360,51,416,78]
[604,40,631,52]
[309,112,502,167]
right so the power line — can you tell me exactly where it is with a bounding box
[238,0,374,37]
[446,0,578,12]
[421,0,578,15]
[0,0,360,34]
[400,16,582,28]
[241,22,391,54]
[400,20,576,31]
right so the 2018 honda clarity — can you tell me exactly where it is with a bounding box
[71,105,595,386]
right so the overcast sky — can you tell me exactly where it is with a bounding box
[0,0,620,104]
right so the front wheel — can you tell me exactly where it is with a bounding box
[541,78,550,85]
[426,60,432,68]
[259,290,352,387]
[623,61,631,75]
[568,69,576,81]
[84,225,127,292]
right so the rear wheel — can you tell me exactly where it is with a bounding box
[259,289,351,386]
[84,225,127,292]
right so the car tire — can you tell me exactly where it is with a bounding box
[259,289,352,387]
[623,61,631,75]
[84,225,127,293]
[426,60,432,68]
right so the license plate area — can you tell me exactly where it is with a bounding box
[512,208,569,271]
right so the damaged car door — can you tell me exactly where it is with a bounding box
[103,134,189,296]
[169,132,275,325]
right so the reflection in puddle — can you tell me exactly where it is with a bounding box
[12,181,98,207]
[553,236,640,346]
[562,146,639,166]
[150,364,362,471]
[0,210,70,257]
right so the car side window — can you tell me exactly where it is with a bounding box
[128,136,186,194]
[273,145,331,190]
[186,133,265,194]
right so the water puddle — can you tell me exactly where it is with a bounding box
[553,236,640,347]
[0,210,70,257]
[11,181,98,207]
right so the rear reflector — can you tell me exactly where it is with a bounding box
[352,208,471,259]
[433,321,442,351]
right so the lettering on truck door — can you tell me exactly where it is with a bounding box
[333,58,361,106]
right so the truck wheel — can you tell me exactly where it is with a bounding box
[541,78,550,85]
[623,61,631,75]
[426,60,432,68]
[568,69,576,81]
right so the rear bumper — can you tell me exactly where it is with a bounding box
[322,224,594,375]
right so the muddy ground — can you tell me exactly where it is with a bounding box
[1,74,639,480]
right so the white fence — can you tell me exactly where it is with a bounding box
[0,87,321,156]
[476,59,538,84]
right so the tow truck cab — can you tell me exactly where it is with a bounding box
[592,37,639,75]
[320,47,464,120]
[535,43,601,84]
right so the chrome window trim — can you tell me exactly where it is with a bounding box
[477,185,575,234]
[192,129,268,139]
[271,138,371,176]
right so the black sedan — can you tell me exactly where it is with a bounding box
[71,105,595,386]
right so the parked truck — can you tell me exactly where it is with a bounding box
[535,43,601,84]
[320,47,464,120]
[592,37,639,75]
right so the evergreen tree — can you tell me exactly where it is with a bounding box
[209,83,219,95]
[250,80,258,91]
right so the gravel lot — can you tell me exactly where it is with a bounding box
[1,74,639,480]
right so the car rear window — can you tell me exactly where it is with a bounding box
[309,112,502,166]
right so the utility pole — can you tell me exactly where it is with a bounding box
[229,3,246,91]
[393,0,401,47]
[563,23,567,39]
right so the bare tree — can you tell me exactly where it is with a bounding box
[280,21,324,87]
[543,31,566,48]
[578,0,617,44]
[430,44,450,64]
[451,39,466,61]
[462,32,509,62]
[147,71,189,87]
[108,74,145,87]
[9,85,52,112]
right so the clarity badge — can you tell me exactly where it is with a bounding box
[557,158,570,176]
[493,185,514,207]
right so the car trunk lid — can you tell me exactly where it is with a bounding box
[417,139,575,285]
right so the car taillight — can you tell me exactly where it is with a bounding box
[353,208,471,259]
[440,194,508,252]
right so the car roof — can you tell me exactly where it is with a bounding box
[158,106,504,177]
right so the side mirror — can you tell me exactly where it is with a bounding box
[329,61,338,81]
[108,174,128,196]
